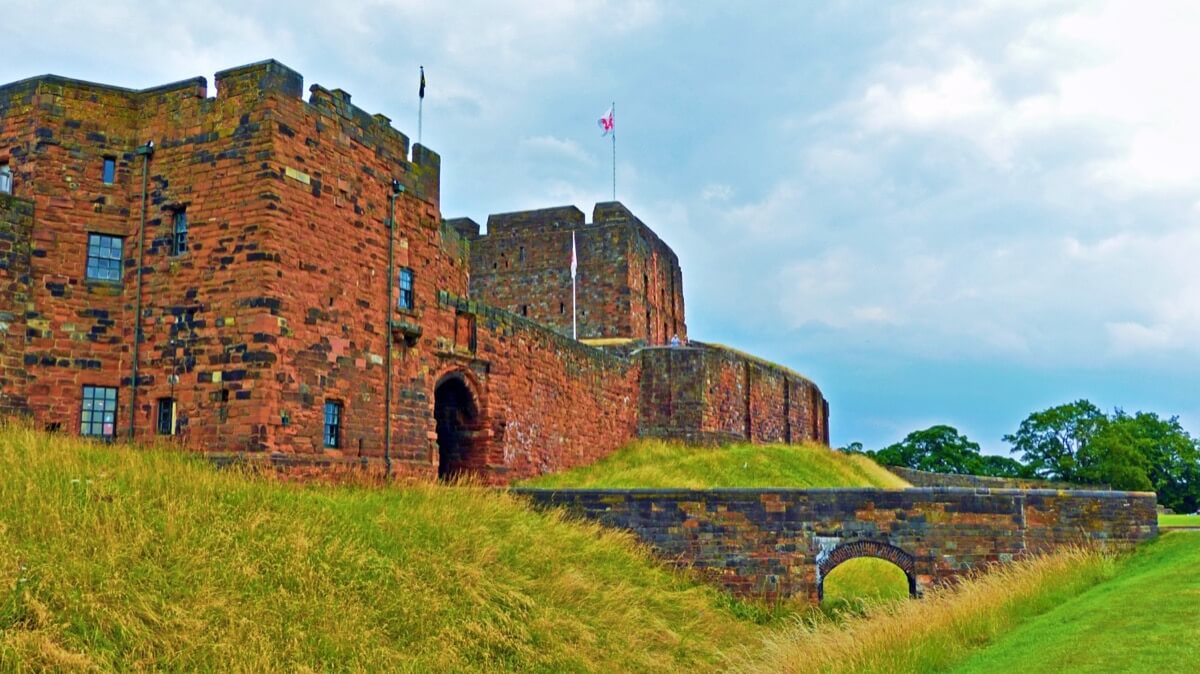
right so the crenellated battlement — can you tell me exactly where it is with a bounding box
[0,59,438,203]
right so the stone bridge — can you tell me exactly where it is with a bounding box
[512,487,1158,603]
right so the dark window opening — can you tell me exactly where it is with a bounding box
[172,209,188,255]
[102,157,116,185]
[559,302,565,314]
[324,400,342,448]
[86,233,123,282]
[519,246,525,262]
[521,304,528,317]
[156,398,176,435]
[81,385,118,440]
[398,267,415,310]
[45,422,62,433]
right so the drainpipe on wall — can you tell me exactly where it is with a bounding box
[128,140,155,440]
[383,179,403,478]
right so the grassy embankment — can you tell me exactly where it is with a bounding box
[3,428,1187,672]
[518,439,909,490]
[0,427,762,672]
[1158,513,1200,528]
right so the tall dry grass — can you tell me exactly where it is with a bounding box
[731,547,1116,674]
[0,425,763,672]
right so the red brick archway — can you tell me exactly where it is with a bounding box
[817,540,918,601]
[434,371,489,481]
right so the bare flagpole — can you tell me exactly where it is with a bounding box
[571,230,578,340]
[611,101,616,201]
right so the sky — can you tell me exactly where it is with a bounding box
[4,1,1198,454]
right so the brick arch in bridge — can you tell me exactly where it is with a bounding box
[816,539,919,601]
[433,368,490,481]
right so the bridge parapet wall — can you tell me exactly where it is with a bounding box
[513,487,1157,602]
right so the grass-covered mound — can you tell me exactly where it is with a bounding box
[0,427,760,672]
[949,531,1200,673]
[519,440,910,489]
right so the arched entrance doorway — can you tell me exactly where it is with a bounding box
[816,540,918,603]
[434,373,485,481]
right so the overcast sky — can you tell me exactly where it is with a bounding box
[5,1,1198,453]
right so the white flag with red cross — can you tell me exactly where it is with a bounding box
[598,106,614,136]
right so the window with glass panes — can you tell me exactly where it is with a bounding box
[156,398,176,435]
[172,209,188,255]
[80,385,118,439]
[86,233,123,282]
[102,157,116,185]
[324,401,342,448]
[398,268,414,310]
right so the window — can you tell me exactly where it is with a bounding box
[172,209,188,255]
[102,158,116,185]
[559,302,565,315]
[519,246,525,262]
[398,267,414,310]
[81,385,118,440]
[86,233,123,282]
[0,161,12,194]
[156,398,176,435]
[323,400,342,448]
[521,304,528,317]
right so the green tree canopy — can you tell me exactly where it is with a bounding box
[1002,399,1106,482]
[872,425,988,475]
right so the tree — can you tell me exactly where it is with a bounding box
[977,454,1034,479]
[1078,421,1153,492]
[872,425,987,475]
[1003,400,1106,482]
[1099,411,1200,512]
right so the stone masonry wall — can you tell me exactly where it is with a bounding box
[437,292,640,483]
[0,194,33,415]
[514,487,1158,602]
[638,343,829,446]
[466,202,686,345]
[887,466,1110,491]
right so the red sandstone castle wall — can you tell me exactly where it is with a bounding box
[0,59,828,482]
[0,195,33,415]
[0,67,291,448]
[638,343,829,446]
[444,297,640,482]
[467,202,686,345]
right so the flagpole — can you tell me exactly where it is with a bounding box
[611,101,616,201]
[571,230,578,340]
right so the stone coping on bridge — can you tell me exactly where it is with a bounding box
[511,486,1154,499]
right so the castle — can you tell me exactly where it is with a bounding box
[0,60,828,483]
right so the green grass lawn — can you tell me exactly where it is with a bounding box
[518,439,910,490]
[1158,513,1200,528]
[949,531,1200,674]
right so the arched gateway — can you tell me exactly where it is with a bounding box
[816,539,919,601]
[434,372,487,481]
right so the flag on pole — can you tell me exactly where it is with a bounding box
[419,66,426,99]
[570,231,578,278]
[598,106,614,136]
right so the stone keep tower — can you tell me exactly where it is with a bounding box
[453,202,686,345]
